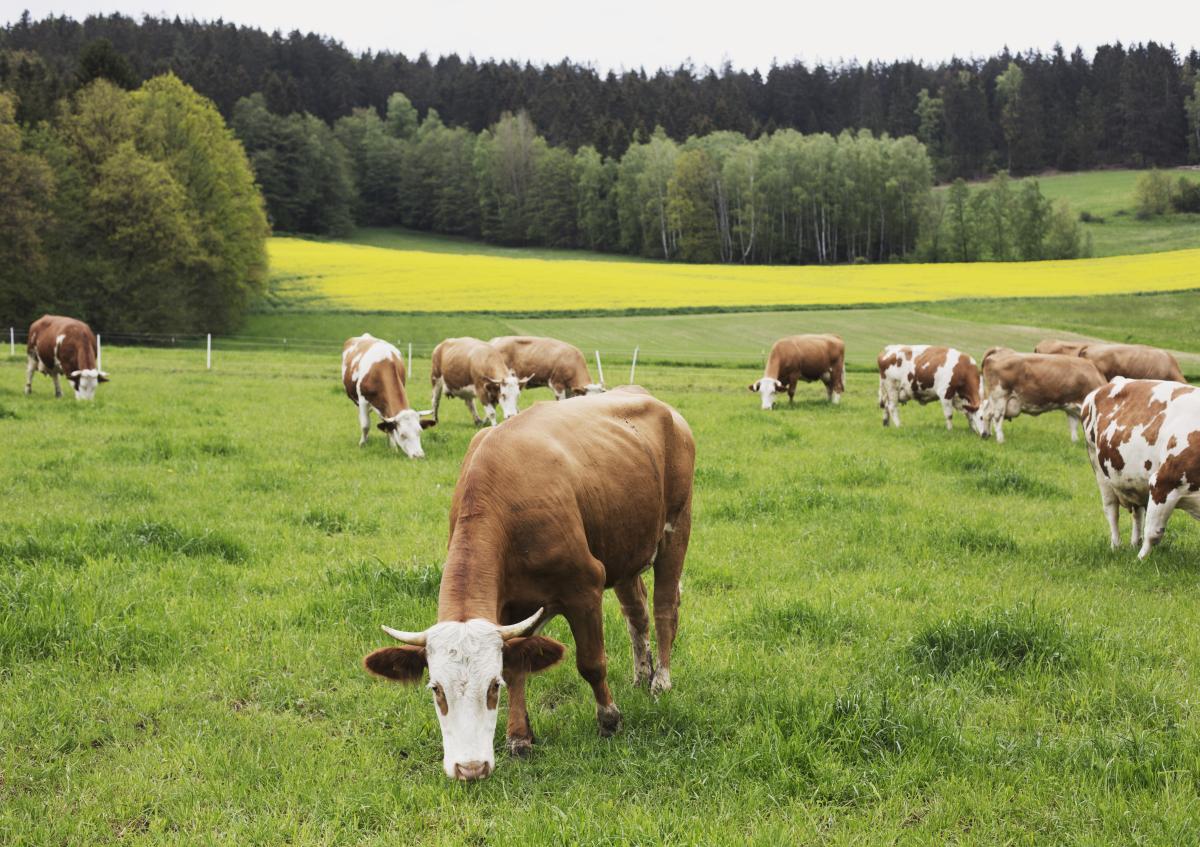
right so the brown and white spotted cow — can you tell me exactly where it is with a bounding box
[877,345,984,433]
[362,386,694,781]
[341,334,434,458]
[1034,339,1089,357]
[488,335,604,400]
[1082,378,1200,558]
[25,315,108,400]
[980,347,1107,443]
[430,337,526,426]
[749,334,845,409]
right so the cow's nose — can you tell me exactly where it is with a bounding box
[453,761,492,782]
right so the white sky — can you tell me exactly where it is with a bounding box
[10,0,1199,71]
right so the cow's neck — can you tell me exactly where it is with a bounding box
[437,516,509,623]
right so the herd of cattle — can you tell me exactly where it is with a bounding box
[20,314,1200,781]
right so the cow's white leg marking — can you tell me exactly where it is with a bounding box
[52,372,62,398]
[1131,505,1146,548]
[1099,484,1122,549]
[1140,490,1182,559]
[614,576,654,688]
[1068,412,1080,443]
[24,353,36,395]
[430,377,444,423]
[941,398,955,430]
[357,398,371,446]
[483,403,497,427]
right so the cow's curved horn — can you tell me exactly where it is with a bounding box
[497,608,544,640]
[381,625,427,646]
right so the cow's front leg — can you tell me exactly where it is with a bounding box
[464,397,484,426]
[502,667,535,758]
[483,403,498,427]
[651,505,690,697]
[357,399,371,446]
[24,354,36,395]
[1067,411,1081,442]
[941,399,955,430]
[51,372,62,398]
[430,378,444,423]
[615,575,653,687]
[1131,505,1146,548]
[1139,489,1181,559]
[565,590,620,737]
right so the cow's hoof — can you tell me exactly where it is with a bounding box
[507,737,534,759]
[650,669,672,698]
[597,704,622,737]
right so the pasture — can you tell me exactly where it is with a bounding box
[3,345,1200,844]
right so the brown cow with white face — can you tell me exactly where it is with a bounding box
[749,334,845,409]
[341,334,434,458]
[877,345,984,433]
[488,335,604,400]
[362,386,694,781]
[25,315,109,400]
[1082,378,1200,559]
[980,347,1107,443]
[430,337,526,426]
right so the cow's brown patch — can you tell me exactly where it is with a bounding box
[947,351,982,410]
[910,346,949,393]
[1145,460,1153,471]
[1168,435,1178,450]
[1171,386,1194,400]
[877,349,905,376]
[433,684,449,715]
[1153,429,1200,504]
[486,680,500,711]
[1092,380,1170,475]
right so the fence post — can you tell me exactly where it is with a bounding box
[629,346,639,384]
[594,350,605,387]
[9,327,13,357]
[97,334,102,370]
[206,333,212,370]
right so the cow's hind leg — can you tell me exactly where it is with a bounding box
[614,575,653,687]
[465,397,484,426]
[357,399,371,446]
[430,378,444,423]
[941,399,955,431]
[650,503,691,697]
[1131,505,1146,548]
[1139,489,1182,559]
[52,372,62,398]
[1067,411,1081,443]
[24,354,36,395]
[1099,482,1121,549]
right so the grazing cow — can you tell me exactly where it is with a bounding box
[362,386,694,781]
[980,347,1106,443]
[1078,343,1187,383]
[749,334,845,410]
[25,315,108,400]
[430,337,526,426]
[489,335,605,399]
[877,345,984,433]
[341,334,434,457]
[1082,378,1200,558]
[1034,339,1089,357]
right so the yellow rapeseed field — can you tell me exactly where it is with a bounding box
[268,237,1200,312]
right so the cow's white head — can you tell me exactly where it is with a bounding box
[69,368,109,400]
[489,372,528,420]
[364,609,564,781]
[749,378,783,410]
[378,409,435,458]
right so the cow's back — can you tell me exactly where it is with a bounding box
[987,352,1105,404]
[1083,344,1186,383]
[28,314,96,371]
[452,387,693,583]
[771,334,843,381]
[433,337,505,387]
[343,335,408,414]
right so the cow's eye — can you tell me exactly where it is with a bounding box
[486,679,501,710]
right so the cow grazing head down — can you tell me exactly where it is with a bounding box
[364,609,564,781]
[69,368,109,400]
[749,378,784,410]
[487,372,528,420]
[376,409,435,458]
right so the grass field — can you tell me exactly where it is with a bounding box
[4,346,1200,844]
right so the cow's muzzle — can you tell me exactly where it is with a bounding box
[453,760,492,782]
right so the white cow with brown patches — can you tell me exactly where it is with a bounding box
[1082,378,1200,559]
[877,345,984,433]
[342,334,434,457]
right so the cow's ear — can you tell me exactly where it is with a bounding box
[97,372,110,383]
[502,636,565,675]
[420,418,437,430]
[748,381,759,392]
[363,646,427,683]
[571,387,587,397]
[377,420,398,433]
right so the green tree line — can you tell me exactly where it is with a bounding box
[0,75,267,332]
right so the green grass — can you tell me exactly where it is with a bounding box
[4,345,1200,843]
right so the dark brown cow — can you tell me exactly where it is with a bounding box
[877,345,984,433]
[430,337,526,426]
[489,335,604,399]
[1082,378,1200,558]
[24,315,108,400]
[981,347,1106,443]
[341,334,434,457]
[749,334,845,409]
[362,386,695,781]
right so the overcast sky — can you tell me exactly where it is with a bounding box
[11,1,1199,71]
